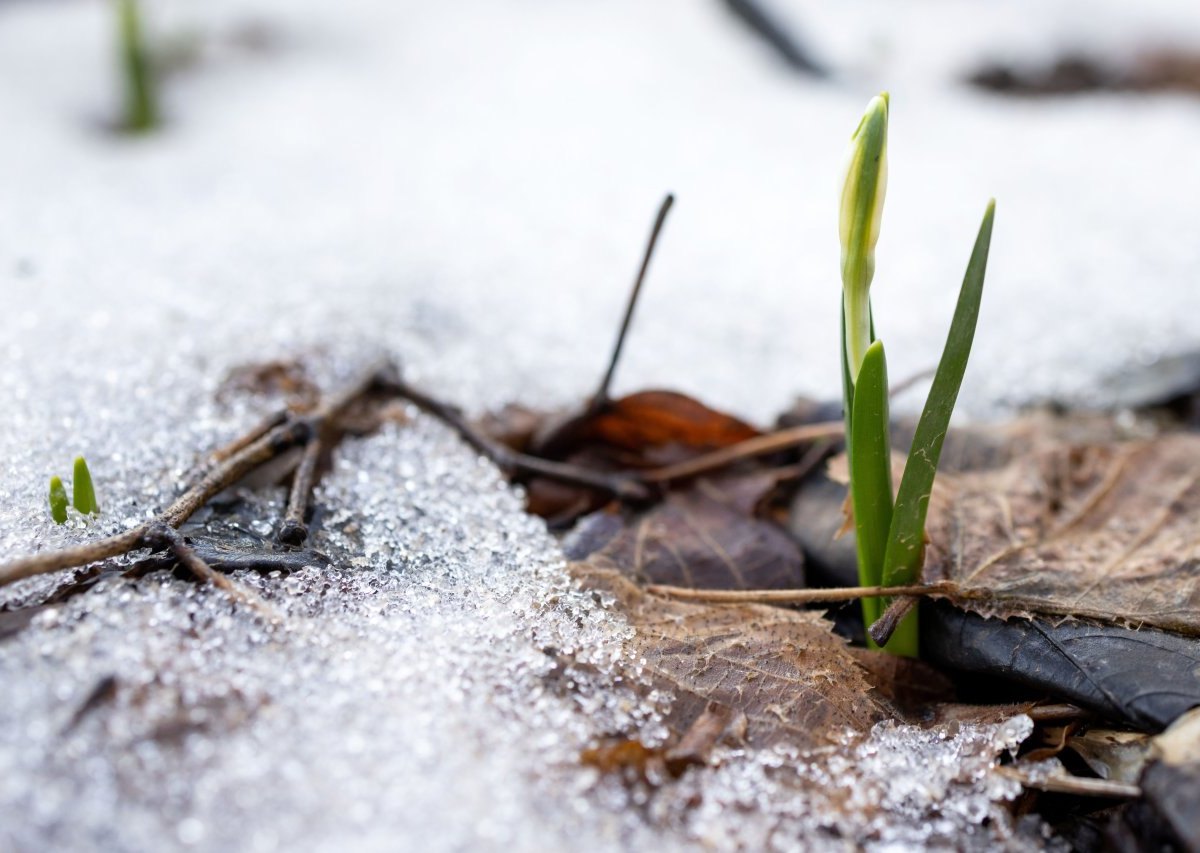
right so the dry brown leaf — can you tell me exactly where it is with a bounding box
[924,430,1200,636]
[545,390,760,464]
[574,564,891,748]
[514,389,763,521]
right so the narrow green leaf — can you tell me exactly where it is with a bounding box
[849,340,894,626]
[73,456,99,515]
[882,200,995,588]
[49,476,69,525]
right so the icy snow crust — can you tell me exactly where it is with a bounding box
[0,404,1046,851]
[2,0,1197,848]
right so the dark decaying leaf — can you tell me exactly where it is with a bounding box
[1116,708,1200,851]
[924,602,1200,731]
[573,565,891,748]
[217,358,321,409]
[564,475,804,590]
[925,431,1200,637]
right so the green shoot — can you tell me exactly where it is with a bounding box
[849,340,892,627]
[117,0,159,133]
[73,456,99,515]
[882,203,996,590]
[838,93,995,656]
[49,477,69,525]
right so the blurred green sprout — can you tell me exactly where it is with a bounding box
[117,0,159,133]
[839,93,995,657]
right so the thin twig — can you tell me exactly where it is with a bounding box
[1027,703,1090,723]
[997,766,1140,799]
[770,438,838,486]
[0,363,393,591]
[379,375,651,502]
[142,523,235,592]
[645,581,950,605]
[868,595,919,646]
[143,523,277,617]
[0,530,145,588]
[888,366,936,399]
[588,193,675,415]
[278,437,322,545]
[638,420,844,484]
[207,410,289,466]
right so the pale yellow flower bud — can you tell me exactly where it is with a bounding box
[840,92,889,381]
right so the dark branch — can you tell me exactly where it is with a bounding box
[588,193,674,415]
[377,374,651,502]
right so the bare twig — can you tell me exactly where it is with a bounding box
[769,437,838,486]
[722,0,826,77]
[203,410,288,468]
[645,581,950,605]
[638,421,844,484]
[868,595,919,646]
[142,522,235,592]
[889,366,936,399]
[143,522,277,616]
[379,375,651,502]
[588,194,675,415]
[278,436,322,545]
[997,766,1140,799]
[0,362,394,591]
[1027,703,1090,723]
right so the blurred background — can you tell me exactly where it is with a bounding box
[3,0,1200,423]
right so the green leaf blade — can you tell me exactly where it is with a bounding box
[882,200,995,589]
[849,340,894,626]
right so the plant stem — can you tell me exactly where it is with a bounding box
[842,266,872,381]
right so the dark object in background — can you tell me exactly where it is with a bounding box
[1131,761,1200,851]
[970,50,1200,97]
[1096,349,1200,427]
[923,603,1200,732]
[787,470,856,587]
[720,0,826,77]
[1109,711,1200,852]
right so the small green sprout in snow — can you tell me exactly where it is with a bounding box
[838,92,996,657]
[117,0,159,133]
[48,477,69,525]
[72,456,100,515]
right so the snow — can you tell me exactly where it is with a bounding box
[1,0,1197,848]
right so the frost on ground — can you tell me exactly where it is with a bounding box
[0,378,1049,851]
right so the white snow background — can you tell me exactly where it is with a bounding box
[1,0,1198,849]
